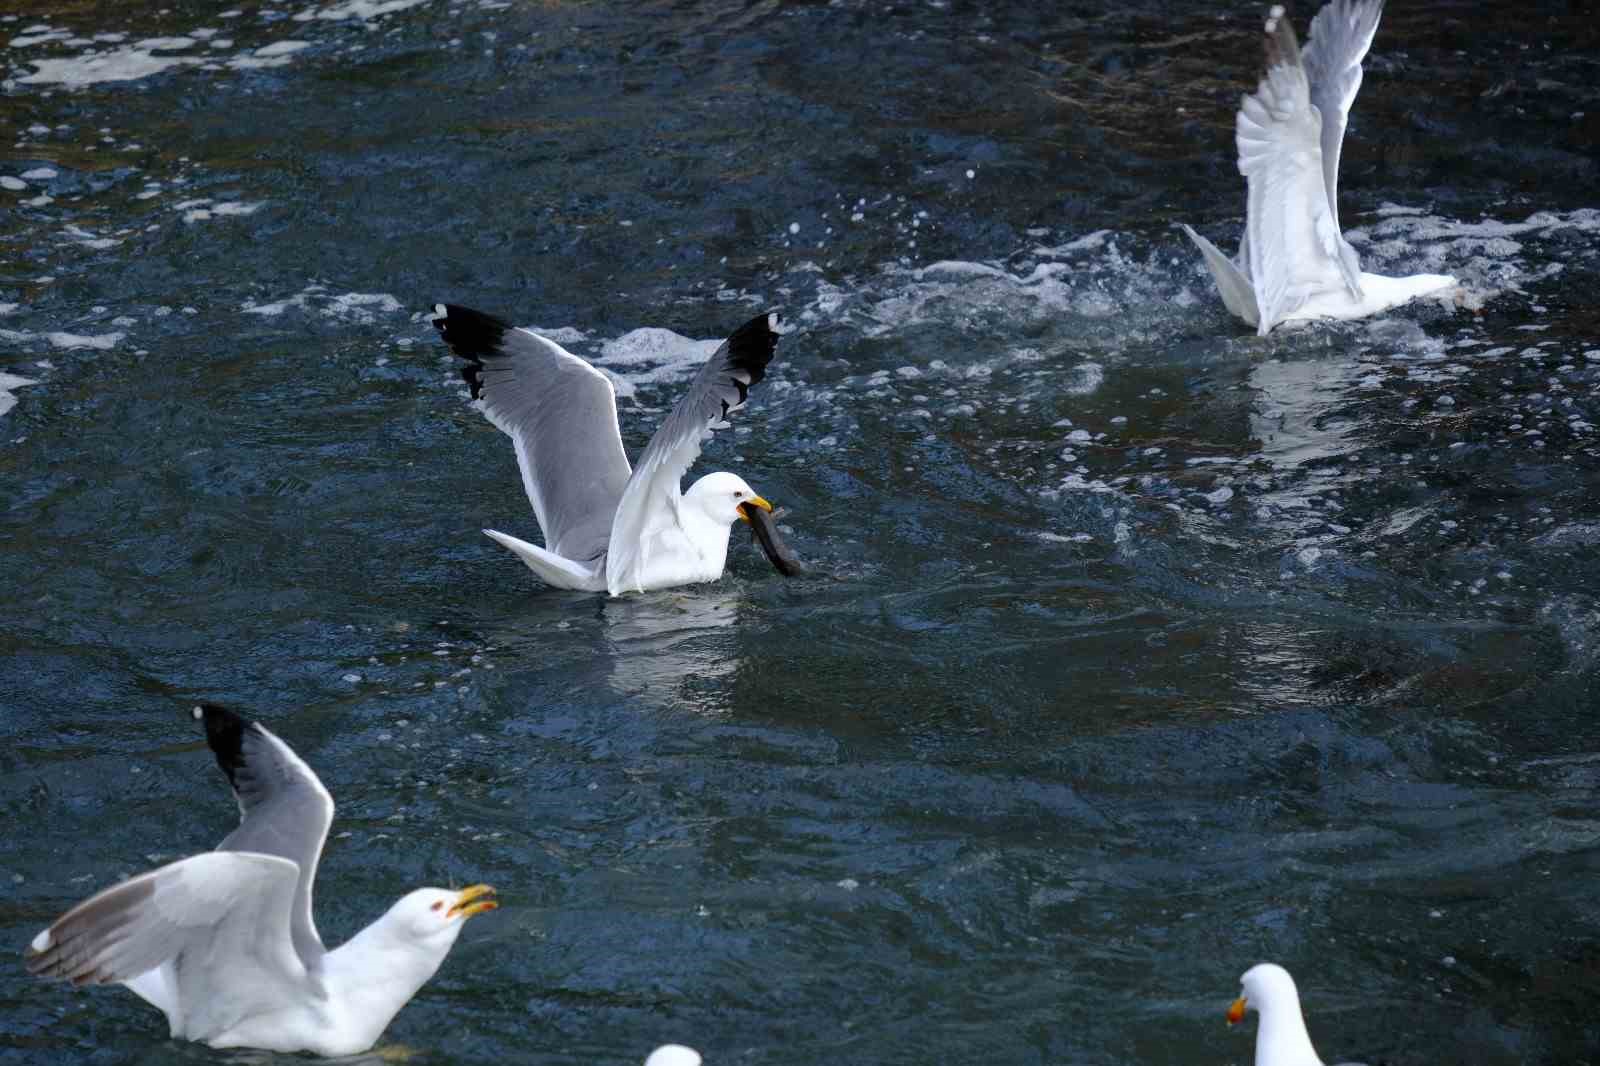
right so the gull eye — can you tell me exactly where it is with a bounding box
[734,491,744,498]
[431,900,444,912]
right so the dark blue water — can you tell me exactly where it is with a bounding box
[3,1,1599,1063]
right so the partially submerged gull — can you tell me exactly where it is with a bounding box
[25,705,498,1056]
[1227,963,1355,1066]
[432,304,795,595]
[1183,1,1455,334]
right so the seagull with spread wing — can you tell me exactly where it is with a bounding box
[432,304,791,596]
[24,705,498,1057]
[1183,1,1455,335]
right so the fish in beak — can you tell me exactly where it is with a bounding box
[740,498,803,576]
[447,884,498,920]
[736,495,773,523]
[1226,995,1247,1025]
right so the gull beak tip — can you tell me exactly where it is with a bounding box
[738,496,774,522]
[447,884,499,920]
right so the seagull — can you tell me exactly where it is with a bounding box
[24,705,498,1057]
[431,304,787,596]
[1228,963,1357,1066]
[1183,1,1455,335]
[645,1045,703,1066]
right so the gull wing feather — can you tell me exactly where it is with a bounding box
[25,851,312,1036]
[1236,8,1352,335]
[433,304,632,565]
[605,312,781,595]
[1181,225,1260,325]
[1301,0,1384,245]
[199,704,332,967]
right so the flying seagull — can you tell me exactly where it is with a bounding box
[432,304,792,595]
[24,705,498,1057]
[1228,963,1363,1066]
[1183,1,1455,335]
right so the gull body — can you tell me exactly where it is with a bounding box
[432,304,782,596]
[25,705,497,1057]
[1184,1,1455,335]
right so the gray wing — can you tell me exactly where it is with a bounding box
[1237,8,1352,334]
[25,850,314,1034]
[1301,0,1383,234]
[605,312,781,594]
[198,704,332,966]
[433,303,632,565]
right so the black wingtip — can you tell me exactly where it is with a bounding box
[430,302,514,400]
[721,310,781,410]
[194,703,252,788]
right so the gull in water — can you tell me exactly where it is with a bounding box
[1228,963,1358,1066]
[25,705,498,1056]
[645,1045,703,1066]
[1183,1,1455,335]
[432,303,785,596]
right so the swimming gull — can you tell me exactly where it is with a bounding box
[1228,963,1359,1066]
[1183,1,1455,335]
[432,303,788,595]
[24,704,498,1056]
[645,1045,703,1066]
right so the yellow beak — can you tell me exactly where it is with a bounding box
[1226,995,1247,1026]
[737,495,774,522]
[447,884,498,920]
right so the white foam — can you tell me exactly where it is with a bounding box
[295,0,428,20]
[134,36,197,51]
[19,167,57,180]
[1031,229,1113,256]
[243,287,402,324]
[0,177,25,191]
[46,331,123,350]
[10,28,69,47]
[19,46,202,87]
[229,41,312,69]
[254,39,311,57]
[180,199,264,223]
[597,328,722,384]
[526,325,587,345]
[63,224,121,250]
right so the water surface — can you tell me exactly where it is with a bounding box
[3,1,1599,1063]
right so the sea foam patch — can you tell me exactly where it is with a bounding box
[46,331,123,350]
[242,285,403,324]
[17,43,202,86]
[175,199,265,223]
[0,371,40,418]
[292,0,429,21]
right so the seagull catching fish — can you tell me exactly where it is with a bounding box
[432,303,798,595]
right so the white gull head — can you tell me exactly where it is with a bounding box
[683,470,772,528]
[1229,963,1325,1066]
[644,1046,702,1066]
